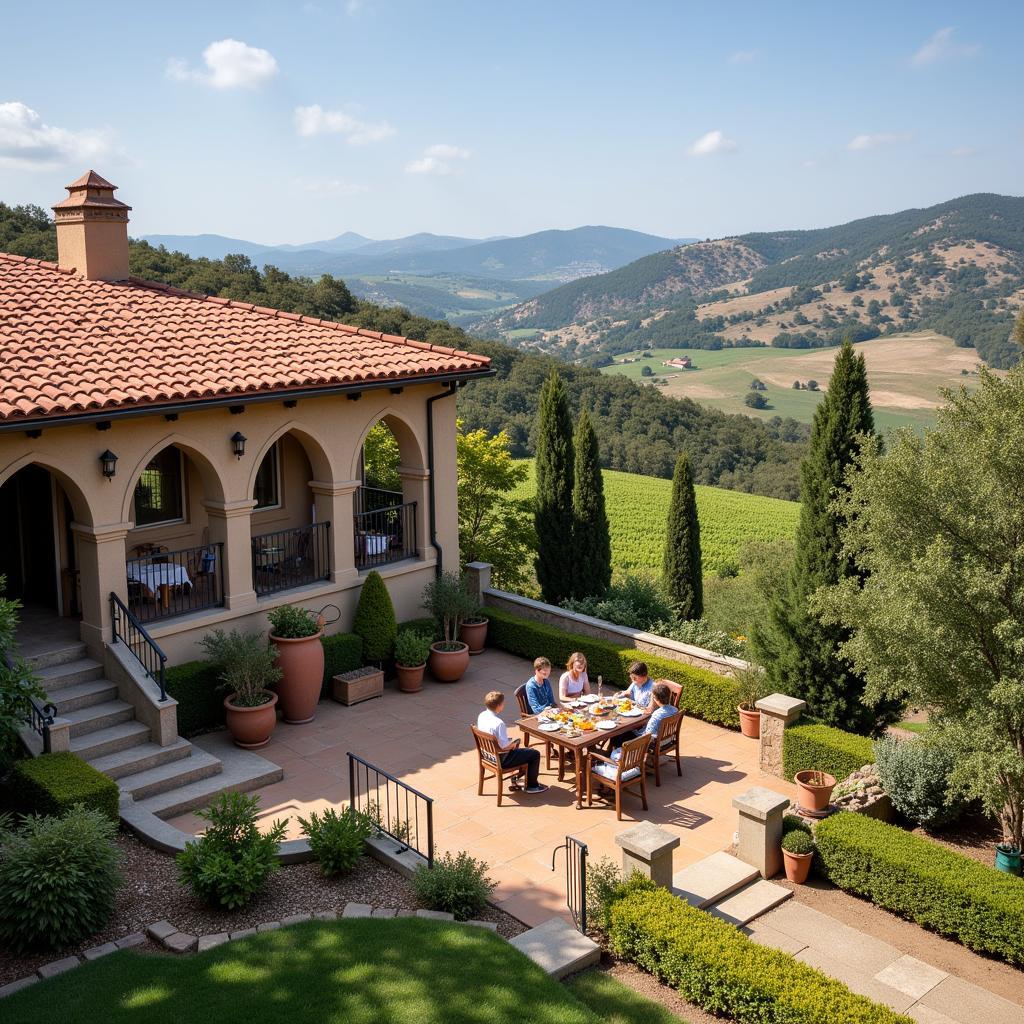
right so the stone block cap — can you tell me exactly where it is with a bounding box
[615,821,681,858]
[755,693,807,721]
[732,786,791,821]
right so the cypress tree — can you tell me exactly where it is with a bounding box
[570,409,612,600]
[663,452,703,619]
[752,339,898,733]
[534,370,575,604]
[352,570,397,663]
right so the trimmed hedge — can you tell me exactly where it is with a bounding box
[609,886,911,1024]
[10,753,120,823]
[486,608,740,728]
[816,812,1024,965]
[782,723,874,783]
[322,632,363,693]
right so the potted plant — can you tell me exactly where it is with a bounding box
[781,827,814,883]
[995,842,1022,876]
[794,769,837,813]
[267,604,324,724]
[459,602,489,656]
[734,664,767,739]
[199,629,282,749]
[422,572,474,682]
[394,629,432,693]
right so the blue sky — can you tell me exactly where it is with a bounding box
[1,1,1021,243]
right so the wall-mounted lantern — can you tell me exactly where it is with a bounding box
[231,431,247,459]
[99,449,118,479]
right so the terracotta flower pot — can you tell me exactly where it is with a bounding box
[794,770,837,813]
[396,663,426,693]
[224,691,278,749]
[460,618,489,655]
[271,630,324,724]
[783,848,813,884]
[428,641,470,682]
[738,705,760,738]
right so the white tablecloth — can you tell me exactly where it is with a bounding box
[364,535,388,556]
[128,563,191,593]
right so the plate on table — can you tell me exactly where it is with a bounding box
[580,694,600,704]
[597,720,618,731]
[570,700,587,709]
[538,722,561,732]
[622,708,644,718]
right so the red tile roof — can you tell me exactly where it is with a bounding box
[0,252,491,425]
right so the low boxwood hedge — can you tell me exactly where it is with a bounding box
[609,885,911,1024]
[815,812,1024,965]
[486,608,739,728]
[782,723,874,783]
[322,632,363,693]
[10,752,120,823]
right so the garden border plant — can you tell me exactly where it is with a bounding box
[782,722,874,784]
[9,752,119,822]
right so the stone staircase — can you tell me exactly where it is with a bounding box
[23,639,282,821]
[671,851,791,926]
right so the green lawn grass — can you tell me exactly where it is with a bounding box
[568,971,693,1024]
[2,919,598,1024]
[897,720,930,734]
[512,460,799,576]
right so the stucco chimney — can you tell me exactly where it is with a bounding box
[52,170,131,281]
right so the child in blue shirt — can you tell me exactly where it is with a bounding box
[525,656,557,714]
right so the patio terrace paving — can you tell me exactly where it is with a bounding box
[168,649,796,927]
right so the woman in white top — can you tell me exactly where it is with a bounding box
[559,652,591,704]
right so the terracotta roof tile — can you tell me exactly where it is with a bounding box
[0,252,490,424]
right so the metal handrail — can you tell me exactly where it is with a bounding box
[110,591,168,701]
[28,697,57,754]
[552,835,588,933]
[251,522,331,597]
[348,752,434,867]
[354,500,418,569]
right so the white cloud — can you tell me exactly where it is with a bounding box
[688,130,737,156]
[847,132,911,151]
[910,27,979,67]
[728,50,756,64]
[167,39,278,89]
[294,104,394,144]
[0,101,110,167]
[293,177,369,195]
[405,143,471,175]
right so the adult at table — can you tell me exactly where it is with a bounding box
[558,652,590,704]
[477,691,548,794]
[615,660,654,708]
[609,681,678,752]
[525,657,557,714]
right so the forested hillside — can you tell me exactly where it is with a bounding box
[0,201,808,499]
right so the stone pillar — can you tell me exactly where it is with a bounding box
[310,479,361,585]
[72,520,132,654]
[464,562,492,604]
[46,717,72,754]
[614,822,680,889]
[397,465,431,560]
[733,786,790,879]
[755,693,807,778]
[203,499,258,611]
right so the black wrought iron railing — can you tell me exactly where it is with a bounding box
[356,485,405,514]
[28,697,57,754]
[552,835,588,933]
[348,752,434,867]
[252,522,331,597]
[126,542,224,622]
[354,501,417,570]
[110,592,168,701]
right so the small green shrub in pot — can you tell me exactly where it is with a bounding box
[0,806,121,953]
[199,628,281,706]
[352,570,397,663]
[298,807,374,876]
[421,572,476,648]
[177,792,286,909]
[781,829,814,856]
[411,851,495,920]
[267,604,320,639]
[394,629,432,668]
[782,812,813,836]
[873,734,967,828]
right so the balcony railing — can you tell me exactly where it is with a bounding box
[126,543,224,622]
[252,522,331,597]
[354,495,417,570]
[356,485,405,514]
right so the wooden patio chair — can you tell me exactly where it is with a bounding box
[647,710,683,787]
[655,679,682,709]
[471,726,526,807]
[587,733,652,820]
[514,683,555,770]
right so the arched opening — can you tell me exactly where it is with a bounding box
[123,443,226,622]
[249,431,331,597]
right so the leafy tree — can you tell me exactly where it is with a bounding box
[663,453,703,619]
[745,391,768,409]
[753,340,899,734]
[641,365,653,377]
[456,422,536,591]
[362,423,401,491]
[813,366,1024,845]
[570,409,612,600]
[534,371,575,603]
[0,577,45,771]
[1014,307,1024,350]
[806,379,819,391]
[792,380,802,390]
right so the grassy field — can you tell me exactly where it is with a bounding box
[600,332,985,433]
[512,460,799,576]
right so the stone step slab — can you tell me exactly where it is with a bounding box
[672,851,760,908]
[509,916,600,979]
[49,677,118,714]
[70,720,151,759]
[707,878,791,926]
[24,642,88,672]
[116,748,222,801]
[88,737,194,780]
[63,699,135,738]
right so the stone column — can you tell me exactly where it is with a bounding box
[733,786,790,879]
[397,465,431,561]
[756,693,807,777]
[72,520,132,654]
[310,479,360,586]
[203,499,258,611]
[614,822,680,889]
[464,562,492,604]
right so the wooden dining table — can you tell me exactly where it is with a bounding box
[517,703,652,808]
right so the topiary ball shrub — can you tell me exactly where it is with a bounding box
[0,805,121,953]
[873,735,967,828]
[352,570,398,663]
[781,828,814,855]
[177,792,286,909]
[412,851,496,921]
[297,807,374,877]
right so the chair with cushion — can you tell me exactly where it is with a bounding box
[471,726,526,807]
[655,678,682,709]
[647,710,683,787]
[587,733,652,820]
[514,683,555,770]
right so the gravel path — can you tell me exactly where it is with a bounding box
[0,833,527,987]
